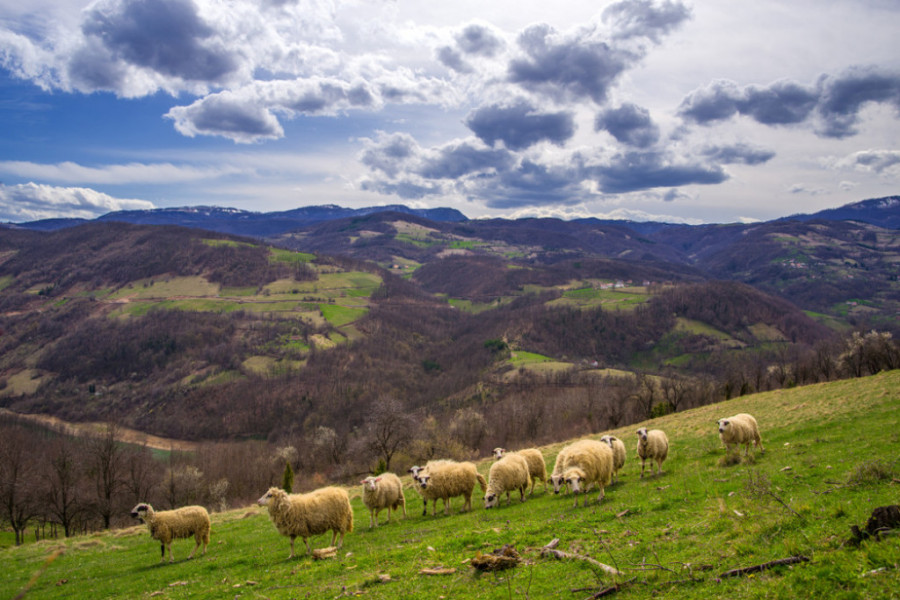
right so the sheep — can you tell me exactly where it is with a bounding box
[129,503,210,563]
[415,459,487,516]
[559,439,614,507]
[636,428,669,478]
[599,435,627,483]
[484,453,531,508]
[493,447,548,495]
[549,444,576,494]
[257,486,353,559]
[361,473,407,528]
[717,413,764,457]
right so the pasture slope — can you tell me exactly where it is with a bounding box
[3,371,898,599]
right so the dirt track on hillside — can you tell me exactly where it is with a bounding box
[0,408,199,452]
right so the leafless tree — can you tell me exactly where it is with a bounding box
[44,438,86,538]
[0,426,41,545]
[365,397,414,471]
[87,423,124,529]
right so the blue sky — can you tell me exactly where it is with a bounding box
[1,0,898,224]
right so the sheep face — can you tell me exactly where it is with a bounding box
[408,466,424,483]
[492,448,507,460]
[717,419,729,434]
[484,493,500,509]
[600,435,616,448]
[417,474,431,489]
[566,474,586,494]
[636,428,648,443]
[130,503,151,521]
[256,489,276,506]
[549,473,566,494]
[361,476,381,491]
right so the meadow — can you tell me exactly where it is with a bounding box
[3,371,898,599]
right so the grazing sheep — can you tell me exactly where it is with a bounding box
[559,439,614,508]
[361,473,407,528]
[416,460,487,516]
[599,435,627,483]
[257,486,353,559]
[636,428,669,478]
[549,445,576,494]
[484,453,531,508]
[493,448,547,495]
[130,503,210,563]
[718,413,764,457]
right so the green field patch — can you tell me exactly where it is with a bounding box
[269,247,315,264]
[0,275,14,292]
[109,276,220,300]
[319,304,368,327]
[549,286,650,310]
[201,238,256,249]
[748,322,788,342]
[673,317,733,340]
[219,286,258,297]
[448,297,516,314]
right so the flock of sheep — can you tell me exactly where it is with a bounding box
[129,412,764,562]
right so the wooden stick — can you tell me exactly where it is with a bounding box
[719,555,810,578]
[540,539,622,576]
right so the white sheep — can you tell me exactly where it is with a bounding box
[559,439,614,508]
[717,413,764,456]
[484,453,531,508]
[416,459,487,516]
[599,435,626,483]
[130,503,210,563]
[549,445,576,494]
[636,428,669,478]
[257,486,353,558]
[360,473,407,528]
[493,447,547,495]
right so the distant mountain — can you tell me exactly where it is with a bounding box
[778,196,900,229]
[10,204,468,236]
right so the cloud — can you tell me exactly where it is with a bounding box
[601,0,692,43]
[838,149,900,173]
[595,103,660,148]
[81,0,239,83]
[0,159,248,185]
[456,23,505,57]
[679,67,900,138]
[416,141,514,179]
[701,143,775,166]
[0,182,154,222]
[465,100,575,150]
[590,151,728,194]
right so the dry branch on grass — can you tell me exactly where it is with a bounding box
[719,555,810,578]
[540,538,623,576]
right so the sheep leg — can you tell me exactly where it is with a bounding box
[519,486,526,502]
[160,542,165,563]
[304,538,313,554]
[640,458,646,478]
[188,537,199,559]
[166,542,174,563]
[443,497,451,516]
[287,535,296,559]
[369,509,376,529]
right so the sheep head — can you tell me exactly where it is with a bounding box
[484,492,499,509]
[408,466,424,483]
[130,503,152,521]
[361,476,381,491]
[492,448,507,460]
[564,468,587,494]
[418,474,431,489]
[717,419,729,434]
[257,487,287,507]
[600,435,615,448]
[549,473,567,494]
[636,428,648,443]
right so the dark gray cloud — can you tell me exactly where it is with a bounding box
[679,68,900,138]
[436,46,472,73]
[67,39,127,91]
[817,67,900,138]
[479,160,586,209]
[416,142,514,179]
[359,179,442,200]
[359,133,418,178]
[286,81,375,112]
[456,24,504,57]
[701,143,775,165]
[465,101,576,150]
[595,103,660,148]
[166,94,282,141]
[82,0,238,83]
[508,24,631,104]
[591,151,727,193]
[602,0,692,43]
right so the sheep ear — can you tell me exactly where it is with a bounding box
[375,477,381,482]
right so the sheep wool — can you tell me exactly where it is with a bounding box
[493,448,547,495]
[130,503,210,563]
[549,444,577,494]
[361,473,407,528]
[636,428,669,478]
[599,435,627,483]
[559,439,614,507]
[257,486,353,558]
[484,453,531,508]
[718,413,764,456]
[416,460,487,516]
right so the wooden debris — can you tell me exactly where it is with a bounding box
[849,505,900,545]
[312,546,338,560]
[719,555,810,578]
[540,538,622,576]
[470,545,521,572]
[419,567,456,575]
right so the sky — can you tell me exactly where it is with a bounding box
[0,0,898,225]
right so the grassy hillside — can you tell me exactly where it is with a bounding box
[3,371,898,599]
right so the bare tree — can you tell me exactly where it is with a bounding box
[44,438,86,538]
[449,407,487,452]
[660,373,689,413]
[365,397,414,471]
[87,423,124,529]
[0,426,40,545]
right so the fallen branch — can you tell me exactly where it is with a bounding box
[719,555,810,578]
[540,538,622,576]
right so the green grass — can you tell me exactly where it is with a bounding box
[319,304,368,327]
[3,371,899,599]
